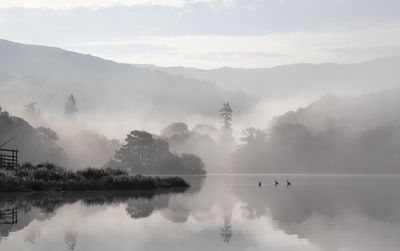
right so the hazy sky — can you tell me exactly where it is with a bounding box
[1,0,400,68]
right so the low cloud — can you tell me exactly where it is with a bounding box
[0,0,213,9]
[65,23,400,68]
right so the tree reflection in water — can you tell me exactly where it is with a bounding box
[64,231,78,251]
[2,176,400,251]
[220,217,233,243]
[0,187,191,242]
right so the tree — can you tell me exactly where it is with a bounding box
[180,153,206,174]
[65,94,78,117]
[240,127,266,144]
[0,106,9,117]
[220,102,233,134]
[35,127,60,144]
[192,124,219,137]
[114,130,160,174]
[161,122,189,138]
[110,130,206,175]
[24,102,41,117]
[0,109,66,165]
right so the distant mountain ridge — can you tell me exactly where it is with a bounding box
[134,57,400,97]
[0,39,255,116]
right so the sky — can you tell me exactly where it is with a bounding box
[0,0,400,68]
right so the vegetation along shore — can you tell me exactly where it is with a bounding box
[0,163,190,192]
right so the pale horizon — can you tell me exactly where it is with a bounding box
[3,38,400,70]
[1,0,400,68]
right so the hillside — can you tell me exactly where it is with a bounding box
[0,39,255,117]
[136,57,400,97]
[275,89,400,133]
[234,89,400,173]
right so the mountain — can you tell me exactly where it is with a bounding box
[0,39,256,117]
[135,57,400,97]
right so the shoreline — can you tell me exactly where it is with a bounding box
[0,163,190,192]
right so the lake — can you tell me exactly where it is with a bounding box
[1,174,399,251]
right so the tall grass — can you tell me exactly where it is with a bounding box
[0,163,190,192]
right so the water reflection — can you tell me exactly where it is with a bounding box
[0,209,17,225]
[220,217,233,243]
[233,175,400,251]
[1,175,400,250]
[0,189,188,243]
[64,230,78,251]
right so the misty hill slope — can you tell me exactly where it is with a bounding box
[136,57,400,97]
[234,89,400,174]
[0,39,255,116]
[275,89,400,133]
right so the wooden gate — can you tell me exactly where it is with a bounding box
[0,208,18,224]
[0,149,18,169]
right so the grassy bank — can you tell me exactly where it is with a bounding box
[0,163,190,192]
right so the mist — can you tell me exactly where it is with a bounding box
[3,1,400,250]
[234,89,400,174]
[1,39,400,175]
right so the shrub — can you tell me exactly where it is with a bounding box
[0,163,189,192]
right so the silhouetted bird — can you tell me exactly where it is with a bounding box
[286,180,291,187]
[274,180,279,186]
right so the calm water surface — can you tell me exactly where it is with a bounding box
[1,175,400,251]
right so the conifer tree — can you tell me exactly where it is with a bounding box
[220,102,233,134]
[65,94,78,117]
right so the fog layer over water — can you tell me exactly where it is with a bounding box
[1,175,400,251]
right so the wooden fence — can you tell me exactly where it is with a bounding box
[0,208,18,224]
[0,149,18,169]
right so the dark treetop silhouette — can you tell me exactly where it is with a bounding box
[107,130,206,175]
